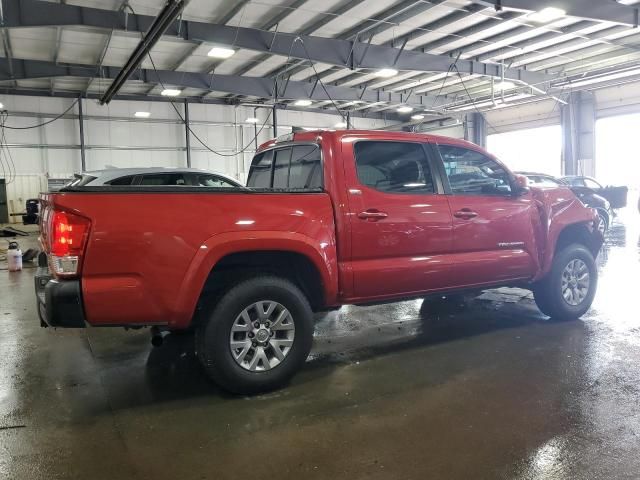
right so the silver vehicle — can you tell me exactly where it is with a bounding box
[66,167,242,188]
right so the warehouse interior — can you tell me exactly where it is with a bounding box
[1,0,640,478]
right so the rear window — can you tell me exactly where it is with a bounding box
[107,175,136,186]
[247,151,274,188]
[247,145,322,189]
[66,174,97,187]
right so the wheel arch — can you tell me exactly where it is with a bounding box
[173,232,338,328]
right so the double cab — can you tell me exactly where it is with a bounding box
[36,130,603,393]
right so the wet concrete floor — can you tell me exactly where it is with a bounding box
[1,209,640,479]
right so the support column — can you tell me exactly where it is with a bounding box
[184,99,191,168]
[77,97,86,171]
[465,112,487,148]
[272,105,278,138]
[561,91,596,176]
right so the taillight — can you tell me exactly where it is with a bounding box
[49,210,90,278]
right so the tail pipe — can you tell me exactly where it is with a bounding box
[150,326,169,347]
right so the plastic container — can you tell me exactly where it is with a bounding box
[7,241,23,272]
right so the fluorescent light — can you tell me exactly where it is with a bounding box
[411,114,425,120]
[207,47,235,59]
[334,121,347,128]
[528,7,566,23]
[134,111,150,118]
[245,117,259,123]
[161,88,181,97]
[495,81,516,91]
[294,99,313,107]
[397,106,413,113]
[617,0,637,4]
[375,68,398,78]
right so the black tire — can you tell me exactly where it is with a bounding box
[196,276,314,394]
[596,209,609,234]
[533,243,597,321]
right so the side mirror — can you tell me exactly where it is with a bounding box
[512,174,530,196]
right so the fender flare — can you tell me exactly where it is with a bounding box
[171,231,338,327]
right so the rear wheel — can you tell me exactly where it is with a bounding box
[196,276,314,394]
[533,244,597,321]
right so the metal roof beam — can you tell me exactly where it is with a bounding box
[475,0,640,27]
[1,0,554,84]
[0,57,442,109]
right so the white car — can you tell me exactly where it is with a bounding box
[66,167,242,188]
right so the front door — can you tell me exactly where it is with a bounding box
[435,143,538,287]
[343,138,454,300]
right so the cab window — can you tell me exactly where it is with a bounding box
[353,141,434,194]
[438,145,512,195]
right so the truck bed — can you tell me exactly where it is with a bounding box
[40,188,337,328]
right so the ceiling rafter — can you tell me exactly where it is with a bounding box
[0,57,445,110]
[475,0,640,27]
[0,0,553,86]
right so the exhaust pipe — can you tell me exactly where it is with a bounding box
[150,326,169,347]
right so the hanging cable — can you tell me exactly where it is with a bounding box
[0,111,16,184]
[291,37,348,125]
[451,64,499,134]
[2,98,80,130]
[146,53,273,157]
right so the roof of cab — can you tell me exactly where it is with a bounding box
[256,129,481,154]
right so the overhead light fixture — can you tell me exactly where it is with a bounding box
[245,117,259,123]
[294,99,313,107]
[334,121,347,128]
[528,7,566,23]
[616,0,637,4]
[397,106,413,113]
[207,46,235,59]
[134,111,151,118]
[411,114,425,120]
[375,68,398,78]
[161,88,181,97]
[495,81,516,91]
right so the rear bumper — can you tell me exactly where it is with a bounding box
[35,264,86,328]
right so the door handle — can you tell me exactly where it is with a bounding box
[357,209,388,222]
[453,209,478,219]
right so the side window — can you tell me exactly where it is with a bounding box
[438,145,512,196]
[565,177,584,187]
[272,148,292,188]
[289,145,322,189]
[107,175,135,186]
[247,151,273,188]
[584,178,601,189]
[195,174,237,188]
[353,141,434,194]
[139,174,187,185]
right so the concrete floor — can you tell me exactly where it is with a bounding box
[1,209,640,480]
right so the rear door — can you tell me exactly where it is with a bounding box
[434,143,537,286]
[342,139,454,300]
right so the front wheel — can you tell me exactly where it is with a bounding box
[596,210,609,235]
[533,244,597,321]
[196,276,314,394]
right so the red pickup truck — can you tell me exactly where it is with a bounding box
[36,130,603,393]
